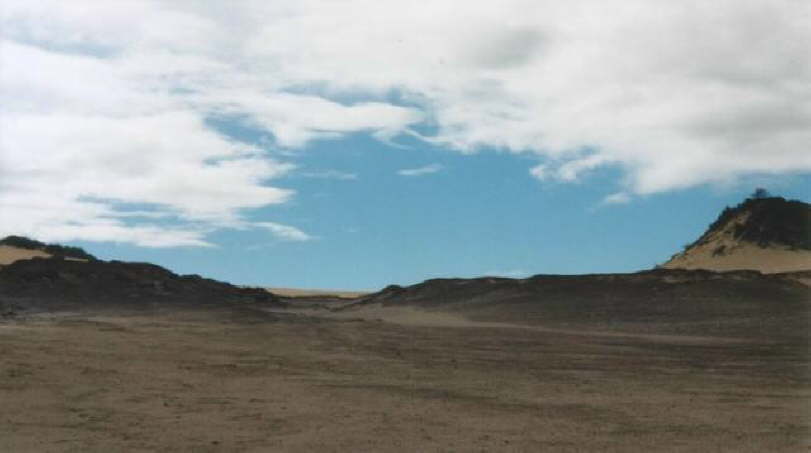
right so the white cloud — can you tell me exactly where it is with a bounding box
[528,165,548,181]
[602,192,632,205]
[200,92,424,148]
[255,222,313,242]
[1,0,809,247]
[397,164,444,177]
[297,170,358,180]
[0,109,296,246]
[529,154,611,183]
[484,269,531,279]
[235,0,811,192]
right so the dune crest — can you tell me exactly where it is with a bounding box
[662,196,810,273]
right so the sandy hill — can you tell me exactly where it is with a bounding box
[0,235,96,266]
[0,236,282,317]
[0,245,52,266]
[662,196,811,273]
[336,197,810,339]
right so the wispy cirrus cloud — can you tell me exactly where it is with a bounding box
[254,222,314,242]
[297,169,358,180]
[397,164,443,177]
[484,269,531,279]
[602,192,632,205]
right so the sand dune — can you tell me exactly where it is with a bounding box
[0,197,808,452]
[663,242,811,273]
[333,269,810,340]
[663,197,810,273]
[0,245,51,266]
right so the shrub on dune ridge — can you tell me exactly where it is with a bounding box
[0,235,97,261]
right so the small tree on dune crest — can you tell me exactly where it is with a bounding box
[750,187,770,199]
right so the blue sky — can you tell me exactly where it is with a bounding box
[72,122,810,289]
[2,1,809,289]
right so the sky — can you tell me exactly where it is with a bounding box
[1,0,809,289]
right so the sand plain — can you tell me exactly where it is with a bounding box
[1,305,808,452]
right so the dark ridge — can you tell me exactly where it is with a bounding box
[0,258,282,316]
[0,235,97,261]
[692,197,811,250]
[344,269,810,339]
[353,269,804,308]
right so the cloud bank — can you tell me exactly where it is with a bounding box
[1,0,808,245]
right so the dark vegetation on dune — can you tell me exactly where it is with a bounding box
[0,235,98,261]
[0,243,281,317]
[348,269,811,338]
[2,189,809,338]
[340,192,811,339]
[693,194,811,250]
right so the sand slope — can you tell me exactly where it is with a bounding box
[0,245,51,266]
[664,211,811,273]
[663,198,811,273]
[663,242,811,273]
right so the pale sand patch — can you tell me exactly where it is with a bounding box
[663,210,811,273]
[267,287,370,298]
[663,242,811,274]
[0,245,88,267]
[0,245,51,265]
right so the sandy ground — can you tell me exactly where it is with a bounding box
[1,307,808,452]
[281,305,758,345]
